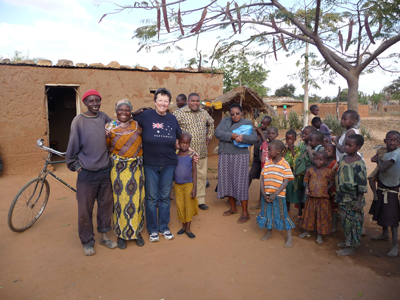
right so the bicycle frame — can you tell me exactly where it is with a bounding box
[37,139,77,193]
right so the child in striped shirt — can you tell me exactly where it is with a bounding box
[257,140,295,248]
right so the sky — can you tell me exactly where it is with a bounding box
[0,0,399,98]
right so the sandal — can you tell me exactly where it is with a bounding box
[237,216,250,224]
[223,210,238,216]
[117,238,127,250]
[100,238,118,249]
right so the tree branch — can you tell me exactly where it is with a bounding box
[314,0,321,34]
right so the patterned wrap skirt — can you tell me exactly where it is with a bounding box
[111,154,145,240]
[257,195,295,231]
[301,197,332,234]
[175,182,199,223]
[217,153,250,201]
[339,205,364,248]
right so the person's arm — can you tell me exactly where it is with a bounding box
[335,129,356,153]
[241,125,258,145]
[260,173,269,200]
[353,163,368,210]
[306,146,315,162]
[353,193,364,211]
[214,119,235,142]
[191,155,197,199]
[368,174,379,201]
[269,179,289,201]
[282,146,288,158]
[304,169,310,195]
[205,112,215,147]
[66,119,82,173]
[305,182,310,196]
[131,107,152,117]
[377,158,395,174]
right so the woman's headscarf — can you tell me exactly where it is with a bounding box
[115,99,132,111]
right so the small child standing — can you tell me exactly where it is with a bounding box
[282,129,300,210]
[293,126,317,220]
[333,110,360,161]
[257,140,295,248]
[249,116,271,210]
[299,151,335,244]
[174,132,198,239]
[325,144,339,232]
[335,134,367,256]
[312,117,332,143]
[308,104,320,126]
[369,130,400,257]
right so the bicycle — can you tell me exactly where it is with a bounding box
[8,139,76,232]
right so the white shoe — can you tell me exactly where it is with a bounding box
[159,230,174,240]
[149,232,159,242]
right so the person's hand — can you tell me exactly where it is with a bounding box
[77,168,82,174]
[373,192,378,201]
[264,194,272,203]
[269,192,278,201]
[333,136,339,143]
[288,143,294,151]
[191,187,197,199]
[189,148,200,163]
[352,201,362,212]
[206,137,211,147]
[231,133,239,140]
[142,107,153,112]
[175,140,180,150]
[371,155,378,163]
[235,135,243,143]
[305,188,310,196]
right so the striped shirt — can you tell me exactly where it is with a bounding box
[262,158,294,196]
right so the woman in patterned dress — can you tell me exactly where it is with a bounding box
[105,99,145,249]
[215,103,258,224]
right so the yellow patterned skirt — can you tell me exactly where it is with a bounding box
[174,182,199,223]
[110,154,145,240]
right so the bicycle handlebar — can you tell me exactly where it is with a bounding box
[36,139,66,157]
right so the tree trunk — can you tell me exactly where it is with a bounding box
[303,42,309,127]
[347,76,359,111]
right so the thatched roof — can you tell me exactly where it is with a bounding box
[263,97,303,107]
[211,86,275,115]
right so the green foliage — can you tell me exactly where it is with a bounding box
[288,111,303,129]
[383,76,400,101]
[323,113,345,136]
[360,125,373,140]
[270,114,288,130]
[10,50,43,63]
[275,84,296,98]
[218,52,270,97]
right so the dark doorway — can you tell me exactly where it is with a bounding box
[46,87,77,154]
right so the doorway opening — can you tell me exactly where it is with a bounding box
[45,86,79,158]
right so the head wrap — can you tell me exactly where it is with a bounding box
[115,99,132,111]
[82,89,101,102]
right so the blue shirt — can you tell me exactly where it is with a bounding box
[174,155,193,184]
[133,109,181,166]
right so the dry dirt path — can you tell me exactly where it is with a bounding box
[1,121,400,299]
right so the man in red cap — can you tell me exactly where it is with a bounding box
[66,89,117,256]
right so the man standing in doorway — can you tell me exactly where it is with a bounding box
[174,93,214,210]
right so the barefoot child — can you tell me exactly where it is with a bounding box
[249,116,271,210]
[252,126,279,209]
[283,129,300,211]
[257,140,295,248]
[369,130,400,257]
[335,134,367,256]
[325,144,339,232]
[293,126,317,220]
[333,110,360,161]
[299,151,335,244]
[174,132,198,239]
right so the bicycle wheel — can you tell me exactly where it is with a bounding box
[8,177,50,232]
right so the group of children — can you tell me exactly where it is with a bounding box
[172,103,400,257]
[251,107,400,257]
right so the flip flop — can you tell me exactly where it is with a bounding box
[100,239,118,249]
[223,210,238,216]
[237,216,250,224]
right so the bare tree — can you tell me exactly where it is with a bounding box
[99,0,400,111]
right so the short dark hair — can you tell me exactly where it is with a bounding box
[303,125,317,133]
[229,103,243,113]
[386,130,400,140]
[154,88,172,102]
[176,94,187,101]
[311,117,322,125]
[286,129,297,139]
[269,140,285,152]
[309,130,324,142]
[310,105,319,112]
[267,127,278,134]
[188,93,200,101]
[262,115,272,123]
[179,132,192,141]
[343,109,359,121]
[315,151,328,159]
[347,134,364,147]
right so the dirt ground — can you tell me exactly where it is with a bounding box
[1,117,400,300]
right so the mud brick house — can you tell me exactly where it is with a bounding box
[0,59,223,175]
